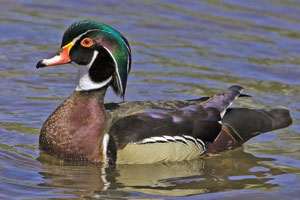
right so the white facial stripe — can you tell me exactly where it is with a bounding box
[102,46,123,94]
[88,50,99,69]
[70,29,130,92]
[95,29,131,74]
[72,29,130,56]
[73,29,131,74]
[98,29,131,54]
[120,37,131,58]
[71,29,99,44]
[127,53,130,73]
[105,30,131,74]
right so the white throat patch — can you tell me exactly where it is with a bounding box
[75,50,112,91]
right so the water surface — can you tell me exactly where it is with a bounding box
[0,0,300,199]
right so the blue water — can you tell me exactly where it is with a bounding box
[0,0,299,199]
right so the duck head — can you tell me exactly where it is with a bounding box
[37,20,131,98]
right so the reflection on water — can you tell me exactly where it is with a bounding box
[0,0,300,199]
[37,150,285,198]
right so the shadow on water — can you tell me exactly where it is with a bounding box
[36,150,285,198]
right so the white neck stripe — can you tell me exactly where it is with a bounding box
[75,75,112,91]
[75,51,112,91]
[88,50,99,69]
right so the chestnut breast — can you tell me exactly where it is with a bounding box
[39,91,107,162]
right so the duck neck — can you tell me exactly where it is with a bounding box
[39,86,109,163]
[77,86,108,103]
[75,64,113,92]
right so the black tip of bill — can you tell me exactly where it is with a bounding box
[36,60,46,69]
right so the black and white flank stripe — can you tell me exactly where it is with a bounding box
[138,135,206,153]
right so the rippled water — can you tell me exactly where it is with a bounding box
[1,0,300,199]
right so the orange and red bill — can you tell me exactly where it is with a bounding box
[36,42,74,68]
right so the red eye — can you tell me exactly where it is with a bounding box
[81,38,93,47]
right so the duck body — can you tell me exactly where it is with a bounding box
[39,85,223,164]
[36,20,292,164]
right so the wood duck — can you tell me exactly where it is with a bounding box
[36,20,292,164]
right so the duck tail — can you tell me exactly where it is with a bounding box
[203,85,244,118]
[206,108,293,155]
